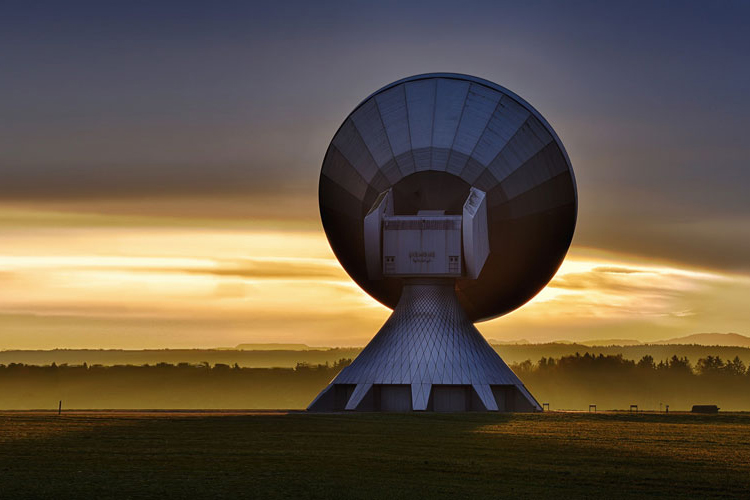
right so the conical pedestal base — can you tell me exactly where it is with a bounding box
[308,281,541,412]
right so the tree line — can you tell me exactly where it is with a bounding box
[510,353,750,411]
[511,352,749,377]
[0,354,748,410]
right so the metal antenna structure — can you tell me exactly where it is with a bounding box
[309,74,577,412]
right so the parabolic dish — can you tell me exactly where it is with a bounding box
[319,73,577,322]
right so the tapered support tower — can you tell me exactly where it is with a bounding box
[308,281,540,412]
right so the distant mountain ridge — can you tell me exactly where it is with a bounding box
[651,333,750,347]
[489,333,750,348]
[228,343,314,351]
[486,339,531,345]
[2,341,750,368]
[580,339,643,347]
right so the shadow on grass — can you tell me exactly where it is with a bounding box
[0,412,748,499]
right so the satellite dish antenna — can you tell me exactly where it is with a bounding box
[309,74,577,412]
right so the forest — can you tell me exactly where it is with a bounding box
[1,353,749,410]
[515,352,749,411]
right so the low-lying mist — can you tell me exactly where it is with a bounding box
[1,352,748,411]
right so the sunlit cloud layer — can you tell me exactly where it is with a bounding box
[1,207,748,349]
[1,2,748,350]
[2,2,749,277]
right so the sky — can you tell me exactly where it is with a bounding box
[1,1,749,348]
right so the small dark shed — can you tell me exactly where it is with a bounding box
[691,405,719,414]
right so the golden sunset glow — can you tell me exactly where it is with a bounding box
[1,203,748,349]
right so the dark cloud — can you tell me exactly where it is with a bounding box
[1,1,749,272]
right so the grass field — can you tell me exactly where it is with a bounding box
[1,411,749,499]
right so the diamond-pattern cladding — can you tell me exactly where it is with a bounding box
[329,283,532,392]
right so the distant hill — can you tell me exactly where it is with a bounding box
[491,343,750,367]
[2,335,750,369]
[524,333,750,348]
[0,348,362,368]
[581,339,643,347]
[230,343,313,351]
[652,333,750,347]
[486,339,531,345]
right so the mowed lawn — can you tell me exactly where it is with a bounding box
[1,412,749,499]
